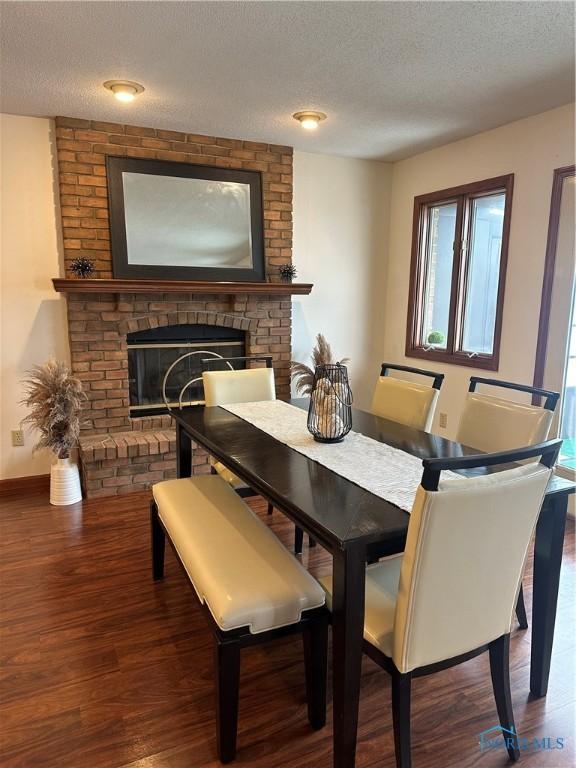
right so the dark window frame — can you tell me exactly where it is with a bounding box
[532,164,575,404]
[405,174,514,371]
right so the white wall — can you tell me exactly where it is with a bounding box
[382,103,575,438]
[292,151,392,409]
[0,114,69,479]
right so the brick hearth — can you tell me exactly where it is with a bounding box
[54,117,294,498]
[78,428,177,496]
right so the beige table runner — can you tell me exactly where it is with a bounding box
[222,400,459,513]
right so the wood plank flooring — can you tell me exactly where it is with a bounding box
[1,489,574,768]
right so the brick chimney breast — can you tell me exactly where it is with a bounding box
[55,118,293,497]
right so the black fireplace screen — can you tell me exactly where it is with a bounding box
[127,324,246,415]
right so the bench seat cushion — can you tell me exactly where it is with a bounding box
[153,476,325,634]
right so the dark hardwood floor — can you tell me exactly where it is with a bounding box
[1,488,574,768]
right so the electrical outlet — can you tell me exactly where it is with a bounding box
[439,413,448,429]
[11,429,25,447]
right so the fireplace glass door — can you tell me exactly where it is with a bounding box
[127,325,246,415]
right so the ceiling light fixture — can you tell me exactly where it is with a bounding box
[103,80,145,103]
[292,111,327,130]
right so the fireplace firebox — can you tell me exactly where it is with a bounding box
[127,324,246,415]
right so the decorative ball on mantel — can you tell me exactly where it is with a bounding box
[70,257,95,279]
[279,263,298,282]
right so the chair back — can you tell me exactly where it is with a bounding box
[371,364,444,433]
[456,377,558,452]
[391,441,560,673]
[203,361,276,407]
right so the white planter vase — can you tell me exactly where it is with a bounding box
[50,457,82,506]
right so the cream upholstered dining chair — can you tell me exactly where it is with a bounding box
[202,357,314,553]
[456,376,559,454]
[319,439,561,768]
[456,376,560,628]
[203,356,275,507]
[371,364,445,433]
[203,362,276,412]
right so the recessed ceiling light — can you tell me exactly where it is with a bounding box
[103,80,145,103]
[292,111,327,130]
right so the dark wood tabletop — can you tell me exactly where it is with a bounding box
[170,399,573,549]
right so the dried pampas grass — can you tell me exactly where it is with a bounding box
[291,334,350,396]
[21,360,85,459]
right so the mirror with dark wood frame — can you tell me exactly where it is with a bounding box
[106,156,266,282]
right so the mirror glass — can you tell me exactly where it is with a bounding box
[122,172,253,269]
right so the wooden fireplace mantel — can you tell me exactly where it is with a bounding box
[52,278,313,296]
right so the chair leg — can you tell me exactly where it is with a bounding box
[267,502,273,516]
[214,638,241,764]
[295,526,316,552]
[391,668,412,768]
[489,634,520,762]
[515,584,528,630]
[303,615,328,730]
[294,526,304,555]
[150,500,165,581]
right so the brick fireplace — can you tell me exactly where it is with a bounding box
[53,116,303,498]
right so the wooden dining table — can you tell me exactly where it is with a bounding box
[170,399,575,768]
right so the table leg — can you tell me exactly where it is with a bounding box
[530,492,568,697]
[176,422,192,479]
[331,542,367,768]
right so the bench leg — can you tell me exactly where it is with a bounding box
[150,500,165,581]
[303,615,328,730]
[214,638,241,763]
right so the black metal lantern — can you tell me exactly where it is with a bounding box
[307,363,353,443]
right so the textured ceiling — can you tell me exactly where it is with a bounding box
[1,1,574,160]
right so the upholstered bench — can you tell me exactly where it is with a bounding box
[150,475,328,763]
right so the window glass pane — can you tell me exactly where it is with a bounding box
[421,202,457,349]
[461,193,505,355]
